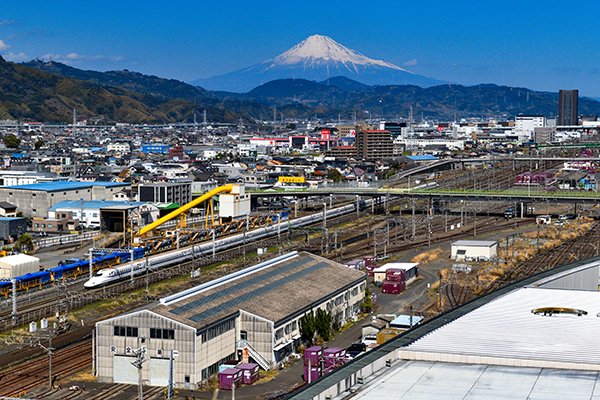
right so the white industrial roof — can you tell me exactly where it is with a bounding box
[451,240,497,247]
[404,287,600,368]
[373,262,418,273]
[350,361,600,400]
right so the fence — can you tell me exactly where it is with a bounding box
[33,232,100,248]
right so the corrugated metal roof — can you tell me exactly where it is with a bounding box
[451,240,497,247]
[4,181,128,191]
[406,286,600,366]
[154,252,365,329]
[49,200,145,211]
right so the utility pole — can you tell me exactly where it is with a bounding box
[11,278,17,325]
[130,248,135,283]
[427,216,432,247]
[411,199,416,240]
[131,339,147,400]
[88,248,94,279]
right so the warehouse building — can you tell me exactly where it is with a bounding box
[0,181,130,218]
[94,251,366,389]
[289,257,600,400]
[48,200,159,230]
[451,240,497,261]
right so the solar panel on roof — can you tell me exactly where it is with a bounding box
[170,257,311,315]
[189,262,328,324]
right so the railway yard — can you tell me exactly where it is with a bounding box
[2,158,600,399]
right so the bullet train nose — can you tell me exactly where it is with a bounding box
[84,279,97,288]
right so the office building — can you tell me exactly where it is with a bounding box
[558,89,579,126]
[138,180,192,205]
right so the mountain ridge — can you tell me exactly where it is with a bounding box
[12,56,600,123]
[192,34,443,92]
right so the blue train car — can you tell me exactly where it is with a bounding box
[0,246,147,296]
[16,270,53,291]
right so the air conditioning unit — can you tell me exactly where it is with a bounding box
[126,346,133,355]
[157,348,164,357]
[110,345,117,353]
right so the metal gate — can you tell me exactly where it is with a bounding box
[113,355,138,385]
[150,357,170,386]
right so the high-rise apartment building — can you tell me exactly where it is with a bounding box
[558,89,579,126]
[356,130,394,161]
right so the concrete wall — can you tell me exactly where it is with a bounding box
[240,311,274,364]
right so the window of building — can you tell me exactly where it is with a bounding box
[93,213,98,218]
[201,353,236,381]
[113,325,138,337]
[150,328,175,339]
[275,328,284,340]
[199,318,235,342]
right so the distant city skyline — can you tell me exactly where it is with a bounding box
[3,1,600,95]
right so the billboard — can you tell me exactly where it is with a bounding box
[278,176,305,183]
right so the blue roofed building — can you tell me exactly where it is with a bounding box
[405,154,439,162]
[48,200,159,229]
[141,143,170,154]
[0,181,131,218]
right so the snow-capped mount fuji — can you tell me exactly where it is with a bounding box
[268,34,404,71]
[192,34,443,92]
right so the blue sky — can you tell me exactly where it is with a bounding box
[2,0,600,95]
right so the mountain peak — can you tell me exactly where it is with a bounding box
[268,34,408,72]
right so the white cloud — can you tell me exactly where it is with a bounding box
[3,51,28,62]
[40,52,124,64]
[0,20,15,26]
[404,58,418,67]
[0,40,10,51]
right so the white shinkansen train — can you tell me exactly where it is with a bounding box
[84,200,369,288]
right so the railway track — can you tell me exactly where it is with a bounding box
[0,203,379,333]
[499,220,600,284]
[0,340,91,397]
[440,220,600,311]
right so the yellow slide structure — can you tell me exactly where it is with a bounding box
[137,184,234,236]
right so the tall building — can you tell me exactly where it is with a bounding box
[138,179,192,205]
[558,89,579,126]
[356,130,394,161]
